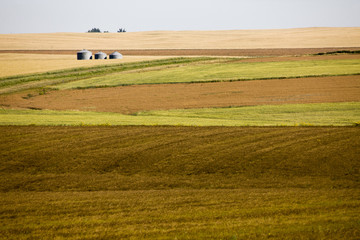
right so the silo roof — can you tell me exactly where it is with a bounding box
[110,51,122,56]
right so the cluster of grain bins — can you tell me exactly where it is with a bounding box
[77,50,123,60]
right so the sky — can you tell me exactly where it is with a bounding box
[0,0,359,34]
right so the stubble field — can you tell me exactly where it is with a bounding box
[1,126,360,239]
[1,28,359,50]
[0,53,171,78]
[1,28,360,239]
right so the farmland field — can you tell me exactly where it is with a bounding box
[1,28,359,50]
[0,102,360,126]
[54,58,360,89]
[2,75,359,114]
[1,28,360,239]
[0,57,212,94]
[1,189,359,240]
[1,126,360,239]
[0,53,172,78]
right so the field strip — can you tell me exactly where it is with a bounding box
[54,58,360,90]
[0,102,359,126]
[0,57,213,94]
[1,126,359,191]
[0,53,175,78]
[1,57,360,94]
[1,189,359,239]
[2,75,359,115]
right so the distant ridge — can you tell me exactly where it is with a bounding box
[1,27,359,50]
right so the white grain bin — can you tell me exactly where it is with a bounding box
[94,51,107,59]
[109,51,123,59]
[77,49,92,60]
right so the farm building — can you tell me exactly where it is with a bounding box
[77,49,92,60]
[109,51,123,59]
[95,51,107,59]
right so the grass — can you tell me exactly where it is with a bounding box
[54,59,360,89]
[1,126,359,239]
[1,102,359,126]
[138,102,360,126]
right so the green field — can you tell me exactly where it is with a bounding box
[1,102,359,126]
[0,57,213,94]
[1,58,360,94]
[1,126,360,239]
[55,59,360,89]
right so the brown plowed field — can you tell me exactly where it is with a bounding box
[1,48,360,56]
[2,75,359,114]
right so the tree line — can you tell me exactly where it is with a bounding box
[87,28,126,33]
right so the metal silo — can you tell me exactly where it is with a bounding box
[94,51,107,59]
[77,49,92,60]
[109,51,123,59]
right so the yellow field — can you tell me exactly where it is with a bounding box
[0,53,171,77]
[0,27,359,50]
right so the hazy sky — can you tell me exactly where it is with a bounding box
[0,0,359,33]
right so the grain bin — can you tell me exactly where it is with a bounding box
[95,51,107,59]
[109,51,123,59]
[77,49,92,60]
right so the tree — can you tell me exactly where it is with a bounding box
[117,28,126,33]
[88,28,101,33]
